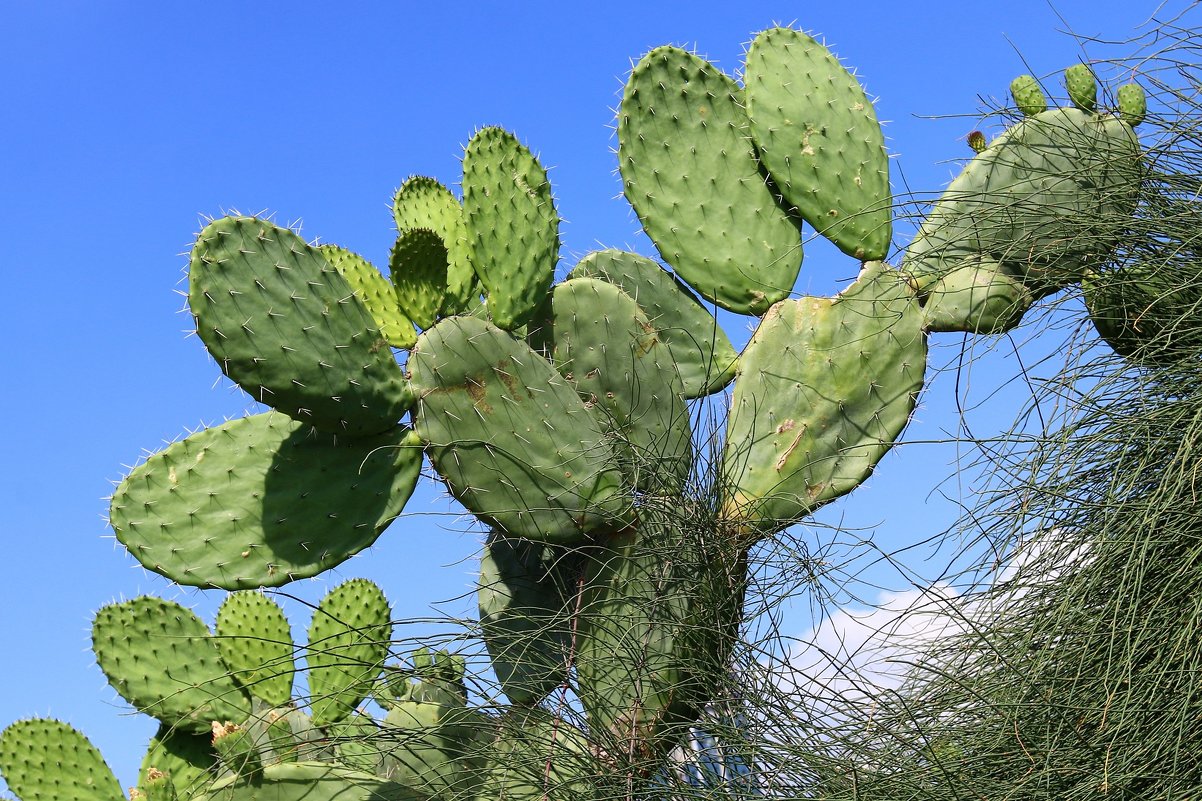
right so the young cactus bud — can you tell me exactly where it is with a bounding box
[211,721,262,778]
[141,768,177,801]
[1010,74,1047,116]
[1065,63,1098,111]
[1118,83,1147,126]
[967,131,988,153]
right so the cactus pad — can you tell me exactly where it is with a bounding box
[619,46,802,315]
[195,762,416,801]
[317,245,417,350]
[189,216,409,436]
[110,412,421,589]
[393,176,478,315]
[550,277,692,493]
[409,315,633,544]
[390,228,449,331]
[744,27,892,260]
[462,127,559,330]
[567,250,737,398]
[722,263,926,536]
[92,597,252,733]
[305,579,392,727]
[215,592,296,707]
[478,533,581,705]
[0,720,123,801]
[919,257,1033,334]
[138,724,217,801]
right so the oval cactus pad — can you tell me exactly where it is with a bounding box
[410,315,633,544]
[189,216,409,436]
[744,27,892,261]
[110,412,421,589]
[619,46,803,315]
[0,720,123,801]
[722,263,926,537]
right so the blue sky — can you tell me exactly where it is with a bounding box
[0,1,1179,793]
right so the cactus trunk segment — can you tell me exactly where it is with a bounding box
[0,720,123,801]
[618,47,803,316]
[189,217,410,437]
[462,127,559,330]
[903,107,1142,297]
[567,250,737,398]
[195,762,421,801]
[392,176,478,316]
[478,533,581,706]
[744,27,892,261]
[109,413,421,589]
[409,315,634,544]
[305,580,392,728]
[214,593,296,708]
[550,277,693,493]
[138,724,217,801]
[317,245,417,351]
[576,510,746,759]
[92,597,252,734]
[722,262,926,538]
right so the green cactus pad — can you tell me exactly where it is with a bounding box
[478,533,581,705]
[919,257,1033,334]
[305,579,392,728]
[1010,74,1048,117]
[215,592,296,707]
[189,216,410,436]
[110,412,421,589]
[567,250,737,397]
[744,27,892,260]
[722,263,926,537]
[476,708,594,801]
[409,316,633,544]
[389,228,448,330]
[1118,83,1147,126]
[393,176,478,316]
[0,720,123,801]
[138,724,218,801]
[1065,63,1098,111]
[576,514,745,752]
[195,762,419,801]
[317,245,417,350]
[1083,264,1202,360]
[903,107,1142,295]
[92,597,252,733]
[550,277,692,492]
[618,46,803,315]
[462,127,559,330]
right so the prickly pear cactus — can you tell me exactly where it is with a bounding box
[2,23,1151,801]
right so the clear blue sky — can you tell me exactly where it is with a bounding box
[0,1,1180,793]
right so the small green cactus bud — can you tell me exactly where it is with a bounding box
[1065,63,1098,111]
[967,131,987,153]
[141,768,177,801]
[1118,83,1147,126]
[1010,74,1047,116]
[211,721,262,777]
[130,790,145,801]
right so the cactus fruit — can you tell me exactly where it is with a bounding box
[1118,82,1148,126]
[619,46,803,315]
[1065,63,1098,111]
[1010,74,1048,116]
[744,27,892,261]
[108,413,422,589]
